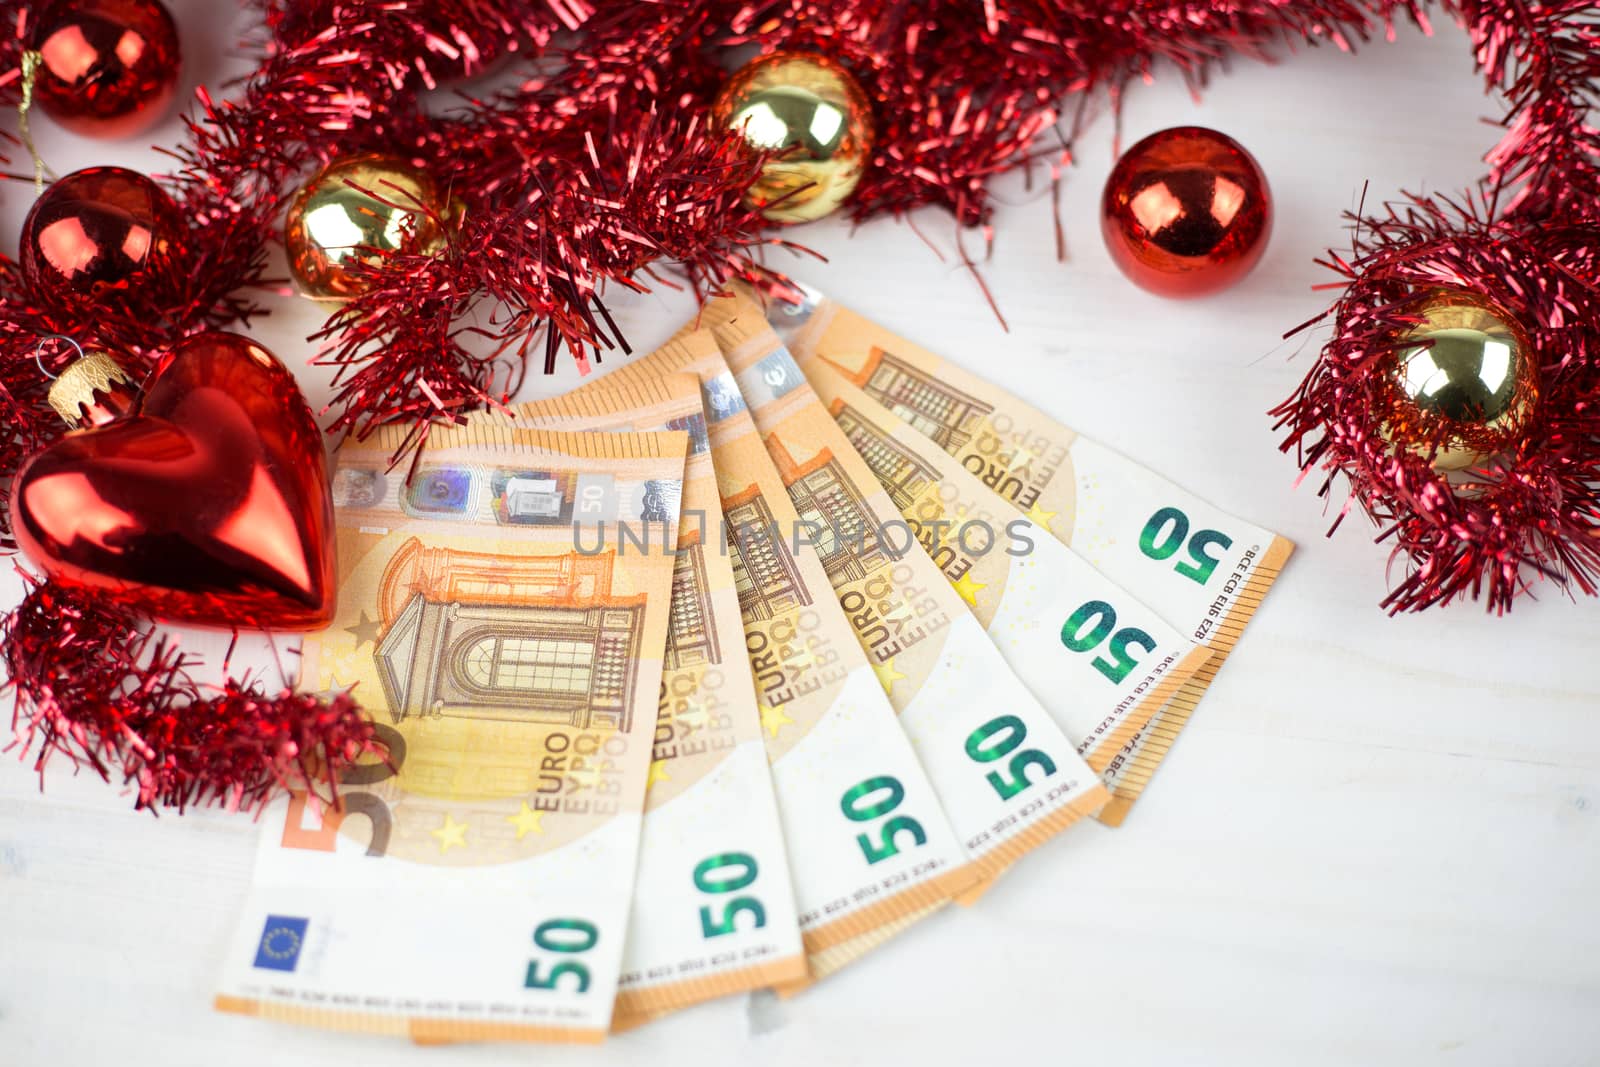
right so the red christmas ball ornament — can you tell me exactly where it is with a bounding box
[1100,126,1272,298]
[10,333,336,631]
[26,0,181,139]
[19,166,180,302]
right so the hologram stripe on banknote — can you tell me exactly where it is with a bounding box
[516,346,808,1020]
[573,334,974,975]
[216,425,688,1043]
[764,283,1294,824]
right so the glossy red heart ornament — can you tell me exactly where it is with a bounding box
[10,332,336,630]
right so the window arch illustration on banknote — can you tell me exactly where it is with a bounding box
[373,536,644,731]
[833,404,940,511]
[664,540,718,670]
[859,349,992,451]
[767,438,892,585]
[725,485,811,622]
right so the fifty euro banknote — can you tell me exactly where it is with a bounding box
[791,345,1213,777]
[215,424,687,1043]
[512,342,806,1025]
[702,294,1207,789]
[802,358,1217,901]
[587,334,973,984]
[685,298,1127,915]
[767,283,1293,825]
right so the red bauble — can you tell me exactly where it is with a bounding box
[1100,126,1272,298]
[10,333,336,631]
[19,166,180,301]
[27,0,181,139]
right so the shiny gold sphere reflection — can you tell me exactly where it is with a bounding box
[284,154,449,299]
[1386,292,1537,471]
[713,52,874,224]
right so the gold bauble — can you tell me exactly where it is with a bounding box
[713,52,874,224]
[1386,292,1537,471]
[284,154,449,299]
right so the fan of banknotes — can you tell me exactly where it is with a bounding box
[213,285,1293,1043]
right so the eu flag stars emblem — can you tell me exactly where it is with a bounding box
[252,916,310,972]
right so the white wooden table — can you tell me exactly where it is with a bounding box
[4,8,1597,1066]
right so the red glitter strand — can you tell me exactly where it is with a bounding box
[2,574,378,813]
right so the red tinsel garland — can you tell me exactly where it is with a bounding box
[1274,196,1600,612]
[0,0,1592,810]
[3,573,375,811]
[1273,1,1600,613]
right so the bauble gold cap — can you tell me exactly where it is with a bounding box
[48,352,137,427]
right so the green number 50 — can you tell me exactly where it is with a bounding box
[966,715,1057,800]
[694,852,767,938]
[1061,600,1156,684]
[841,775,927,864]
[524,918,597,994]
[1139,506,1233,585]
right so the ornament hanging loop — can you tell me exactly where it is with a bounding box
[17,51,60,193]
[33,334,83,381]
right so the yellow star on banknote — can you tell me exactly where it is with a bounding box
[1004,444,1038,475]
[505,802,544,840]
[675,694,713,731]
[872,656,907,694]
[310,675,356,703]
[951,571,987,607]
[430,813,469,853]
[319,657,364,693]
[343,610,382,649]
[759,701,795,739]
[879,598,914,627]
[784,645,816,672]
[646,760,671,788]
[1024,501,1057,530]
[568,765,605,791]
